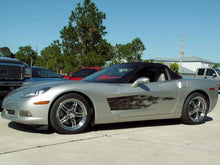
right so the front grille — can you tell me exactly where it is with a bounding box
[0,63,24,80]
[6,109,15,115]
[0,86,21,96]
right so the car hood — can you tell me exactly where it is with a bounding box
[24,78,70,83]
[18,80,86,90]
[0,57,24,64]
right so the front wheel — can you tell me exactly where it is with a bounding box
[181,93,209,124]
[50,93,91,134]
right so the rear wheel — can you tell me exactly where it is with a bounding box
[50,93,91,134]
[181,93,209,124]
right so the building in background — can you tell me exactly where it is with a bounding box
[153,56,215,77]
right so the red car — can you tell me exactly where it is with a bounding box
[63,67,103,81]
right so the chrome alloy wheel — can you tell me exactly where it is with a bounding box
[188,96,207,123]
[56,98,87,131]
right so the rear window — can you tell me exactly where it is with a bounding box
[197,69,205,75]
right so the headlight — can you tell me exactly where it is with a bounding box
[21,87,51,98]
[24,67,32,78]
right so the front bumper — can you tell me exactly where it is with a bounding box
[1,95,50,125]
[1,109,48,125]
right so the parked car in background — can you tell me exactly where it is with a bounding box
[195,68,220,89]
[25,66,67,82]
[63,67,102,81]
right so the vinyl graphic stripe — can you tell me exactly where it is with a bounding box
[107,95,160,111]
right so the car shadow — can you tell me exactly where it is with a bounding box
[8,116,213,134]
[89,119,182,133]
[8,122,55,134]
[88,116,213,133]
[205,116,213,122]
[91,116,213,132]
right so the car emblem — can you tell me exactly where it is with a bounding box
[0,69,8,75]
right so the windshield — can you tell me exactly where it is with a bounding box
[0,50,5,57]
[32,67,61,78]
[215,68,220,76]
[83,63,140,83]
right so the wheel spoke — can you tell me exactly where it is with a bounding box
[198,100,202,108]
[199,108,204,113]
[73,102,78,111]
[60,115,70,124]
[189,109,197,116]
[70,118,77,128]
[189,101,196,109]
[60,104,70,113]
[195,112,200,120]
[75,111,84,117]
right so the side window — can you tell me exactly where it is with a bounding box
[197,69,205,76]
[39,69,49,77]
[206,69,215,76]
[130,67,167,83]
[73,69,95,78]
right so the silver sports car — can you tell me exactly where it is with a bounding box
[1,63,219,134]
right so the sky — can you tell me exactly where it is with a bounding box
[0,0,220,62]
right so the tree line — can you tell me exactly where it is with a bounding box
[1,0,145,74]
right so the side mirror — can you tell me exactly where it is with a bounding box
[213,73,217,78]
[132,77,150,88]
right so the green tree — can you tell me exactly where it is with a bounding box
[114,43,133,63]
[60,0,110,71]
[131,38,145,62]
[15,46,37,66]
[169,62,179,73]
[113,38,145,63]
[40,40,63,73]
[212,63,220,69]
[144,59,154,63]
[0,47,13,57]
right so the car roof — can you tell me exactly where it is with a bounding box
[117,62,182,81]
[124,62,168,68]
[32,66,47,69]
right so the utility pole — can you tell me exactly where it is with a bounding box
[36,46,38,56]
[180,34,184,75]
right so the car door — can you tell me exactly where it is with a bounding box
[205,69,218,80]
[107,68,180,120]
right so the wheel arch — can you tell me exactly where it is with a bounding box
[48,91,95,127]
[185,90,210,109]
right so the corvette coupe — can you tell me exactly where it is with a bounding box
[1,63,219,134]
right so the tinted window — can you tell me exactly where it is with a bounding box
[32,68,60,78]
[73,69,97,78]
[83,64,140,83]
[198,69,205,75]
[130,67,167,83]
[206,69,215,76]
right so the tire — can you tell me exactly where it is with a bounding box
[181,92,209,124]
[50,93,91,134]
